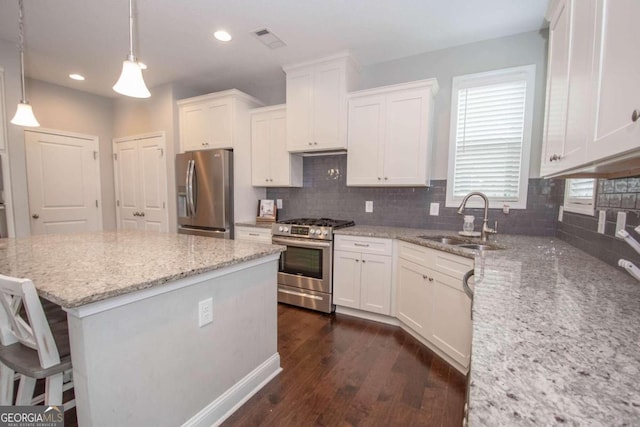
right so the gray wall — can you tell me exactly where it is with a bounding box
[27,79,116,230]
[267,155,561,236]
[359,29,549,179]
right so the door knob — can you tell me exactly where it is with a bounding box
[32,214,39,219]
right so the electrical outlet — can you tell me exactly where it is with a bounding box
[198,298,213,327]
[429,203,439,216]
[365,201,373,213]
[558,206,564,222]
[616,211,627,237]
[276,199,283,209]
[503,204,510,214]
[597,210,606,234]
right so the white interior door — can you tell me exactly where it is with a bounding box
[25,130,102,235]
[113,133,168,232]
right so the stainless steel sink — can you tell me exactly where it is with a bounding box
[456,243,499,251]
[417,236,468,245]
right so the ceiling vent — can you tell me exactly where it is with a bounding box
[252,28,287,49]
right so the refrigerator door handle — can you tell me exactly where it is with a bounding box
[186,160,194,217]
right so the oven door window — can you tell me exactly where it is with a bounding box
[280,245,323,279]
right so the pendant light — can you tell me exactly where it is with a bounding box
[10,0,39,127]
[113,0,150,98]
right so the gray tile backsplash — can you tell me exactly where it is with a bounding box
[266,155,561,236]
[558,176,640,268]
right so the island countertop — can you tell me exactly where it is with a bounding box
[0,230,285,308]
[335,225,640,424]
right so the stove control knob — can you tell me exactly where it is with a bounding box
[284,227,289,232]
[323,230,329,236]
[310,228,317,235]
[278,226,284,232]
[317,229,323,235]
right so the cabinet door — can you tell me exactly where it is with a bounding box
[541,0,571,176]
[286,68,314,151]
[360,254,392,315]
[346,95,385,186]
[396,259,431,339]
[589,0,640,160]
[268,111,292,186]
[207,99,233,149]
[251,113,272,185]
[383,88,431,185]
[313,62,346,150]
[180,102,210,152]
[333,251,362,309]
[429,269,472,369]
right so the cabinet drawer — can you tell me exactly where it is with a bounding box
[398,241,473,279]
[334,235,392,256]
[235,226,272,244]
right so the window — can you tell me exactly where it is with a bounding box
[446,65,536,209]
[563,179,595,215]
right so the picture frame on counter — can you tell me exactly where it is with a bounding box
[257,199,277,223]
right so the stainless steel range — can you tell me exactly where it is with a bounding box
[271,218,355,313]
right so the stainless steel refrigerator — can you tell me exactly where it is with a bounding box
[176,149,233,239]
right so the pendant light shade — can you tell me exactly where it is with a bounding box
[113,0,150,98]
[11,102,39,127]
[11,0,40,127]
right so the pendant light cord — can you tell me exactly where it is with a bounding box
[128,0,135,60]
[17,0,27,103]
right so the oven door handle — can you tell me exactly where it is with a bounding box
[278,288,324,301]
[272,237,332,249]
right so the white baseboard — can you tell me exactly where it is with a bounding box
[182,352,282,427]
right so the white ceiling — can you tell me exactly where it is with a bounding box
[0,0,548,99]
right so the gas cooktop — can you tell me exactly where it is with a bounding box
[277,218,355,228]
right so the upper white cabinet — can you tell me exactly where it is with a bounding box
[283,53,359,152]
[346,80,438,186]
[588,0,640,161]
[178,89,264,152]
[541,0,640,177]
[250,105,302,187]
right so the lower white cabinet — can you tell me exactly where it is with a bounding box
[396,241,473,370]
[234,225,272,244]
[333,236,393,315]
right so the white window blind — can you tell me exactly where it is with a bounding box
[566,179,595,201]
[452,80,527,200]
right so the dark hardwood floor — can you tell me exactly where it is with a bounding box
[63,303,465,426]
[223,304,467,427]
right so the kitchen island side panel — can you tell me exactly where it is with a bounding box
[67,259,279,427]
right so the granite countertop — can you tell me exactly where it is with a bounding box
[0,230,284,308]
[335,225,640,424]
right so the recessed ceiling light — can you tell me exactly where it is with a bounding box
[214,30,232,42]
[138,62,148,70]
[69,74,85,81]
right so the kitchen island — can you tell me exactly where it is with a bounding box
[334,226,640,425]
[0,230,285,426]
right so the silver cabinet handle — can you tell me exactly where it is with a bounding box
[422,275,428,280]
[140,212,145,217]
[384,177,388,180]
[308,142,313,146]
[428,277,433,282]
[362,260,366,263]
[314,142,318,145]
[354,243,370,247]
[32,214,39,219]
[133,212,138,217]
[549,154,562,162]
[355,259,360,262]
[248,233,260,237]
[633,110,639,122]
[377,177,381,181]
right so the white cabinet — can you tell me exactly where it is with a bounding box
[235,225,272,244]
[540,0,640,177]
[113,133,168,232]
[250,105,302,187]
[284,54,359,152]
[588,0,640,161]
[178,90,263,152]
[333,236,393,315]
[396,241,474,370]
[346,80,438,186]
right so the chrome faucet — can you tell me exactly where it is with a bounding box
[457,192,497,242]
